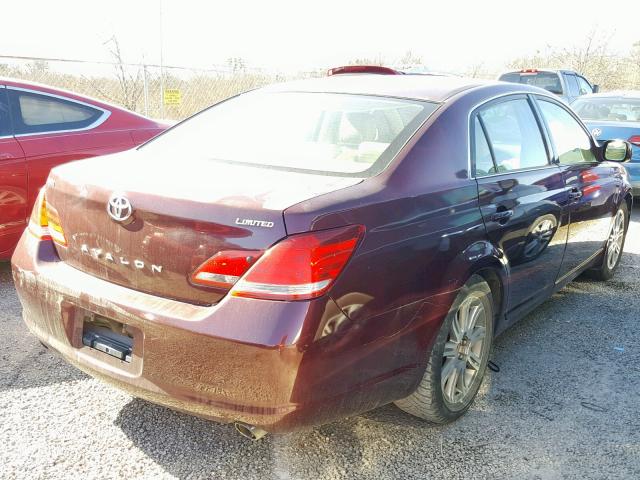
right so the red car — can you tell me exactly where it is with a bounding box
[0,79,166,260]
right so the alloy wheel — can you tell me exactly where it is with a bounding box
[606,209,625,270]
[441,295,488,407]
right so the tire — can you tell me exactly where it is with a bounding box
[586,202,629,281]
[394,274,494,424]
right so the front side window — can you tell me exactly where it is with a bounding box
[142,92,438,177]
[475,97,549,174]
[9,90,103,135]
[576,76,593,95]
[538,99,596,165]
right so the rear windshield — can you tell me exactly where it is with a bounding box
[142,92,438,177]
[499,72,562,94]
[572,97,640,122]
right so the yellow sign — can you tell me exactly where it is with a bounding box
[163,89,182,105]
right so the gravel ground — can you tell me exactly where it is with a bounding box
[1,208,640,480]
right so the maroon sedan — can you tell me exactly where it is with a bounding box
[0,78,166,260]
[11,74,632,439]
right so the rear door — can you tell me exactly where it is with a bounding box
[535,96,621,282]
[473,95,567,317]
[6,87,134,215]
[0,86,27,259]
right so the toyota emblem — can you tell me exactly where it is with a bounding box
[591,128,602,138]
[107,193,133,223]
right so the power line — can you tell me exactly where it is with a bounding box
[0,54,239,74]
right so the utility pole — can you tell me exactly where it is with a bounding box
[159,0,165,119]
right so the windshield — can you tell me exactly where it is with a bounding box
[499,72,562,94]
[572,97,640,122]
[142,91,438,177]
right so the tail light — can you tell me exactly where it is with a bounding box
[628,135,640,147]
[28,190,51,241]
[27,190,67,247]
[231,225,365,301]
[191,250,263,290]
[190,225,365,301]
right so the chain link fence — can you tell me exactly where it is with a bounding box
[0,55,323,121]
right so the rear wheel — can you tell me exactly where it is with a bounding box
[587,202,628,281]
[394,275,493,423]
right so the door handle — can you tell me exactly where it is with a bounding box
[490,209,514,223]
[568,187,583,201]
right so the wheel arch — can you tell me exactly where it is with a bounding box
[443,240,509,335]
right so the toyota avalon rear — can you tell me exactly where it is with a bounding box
[11,86,438,435]
[12,75,631,438]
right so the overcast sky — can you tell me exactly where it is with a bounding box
[2,0,638,73]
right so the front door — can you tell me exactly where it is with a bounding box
[535,97,622,281]
[472,95,567,317]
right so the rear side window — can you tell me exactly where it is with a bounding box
[537,99,596,165]
[473,117,494,176]
[0,88,10,137]
[474,98,549,175]
[8,90,104,135]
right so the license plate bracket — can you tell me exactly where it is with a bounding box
[82,315,134,363]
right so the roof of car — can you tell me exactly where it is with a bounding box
[262,74,500,103]
[577,90,640,99]
[500,68,579,75]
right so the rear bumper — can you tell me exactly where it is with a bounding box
[11,233,440,432]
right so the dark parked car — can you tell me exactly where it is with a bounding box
[0,78,167,261]
[572,91,640,196]
[498,69,598,104]
[11,74,632,439]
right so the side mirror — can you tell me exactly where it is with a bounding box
[592,84,600,93]
[603,139,632,162]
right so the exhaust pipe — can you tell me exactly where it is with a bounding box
[234,422,268,441]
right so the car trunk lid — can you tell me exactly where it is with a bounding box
[45,151,361,305]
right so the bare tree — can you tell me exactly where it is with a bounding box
[397,50,423,67]
[348,54,386,66]
[88,36,144,111]
[466,62,493,79]
[226,57,247,74]
[630,41,640,89]
[507,29,636,90]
